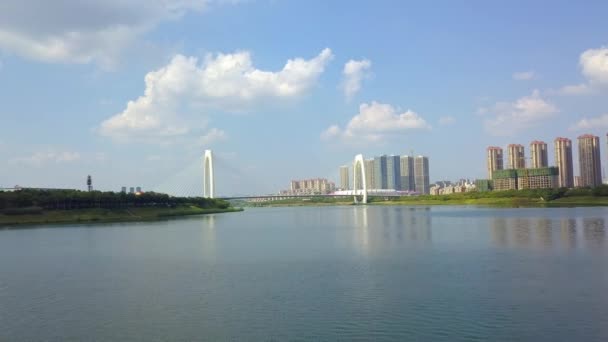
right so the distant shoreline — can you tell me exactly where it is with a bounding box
[241,195,608,208]
[0,206,243,228]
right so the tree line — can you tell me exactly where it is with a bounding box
[0,189,230,211]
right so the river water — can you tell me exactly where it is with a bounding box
[1,205,608,341]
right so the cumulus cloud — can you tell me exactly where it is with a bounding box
[342,59,371,100]
[0,0,218,68]
[581,47,608,84]
[439,116,456,125]
[321,101,430,142]
[570,113,608,131]
[559,46,608,95]
[512,71,537,81]
[10,151,81,166]
[482,90,558,136]
[99,48,333,142]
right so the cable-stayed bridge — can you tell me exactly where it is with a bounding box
[154,150,380,204]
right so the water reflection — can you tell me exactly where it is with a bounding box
[560,218,577,249]
[513,217,532,246]
[350,206,432,255]
[535,218,553,247]
[583,218,605,249]
[352,206,370,255]
[491,217,508,246]
[200,214,217,260]
[491,215,606,250]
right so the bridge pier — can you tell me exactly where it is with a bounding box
[203,150,215,198]
[353,154,368,204]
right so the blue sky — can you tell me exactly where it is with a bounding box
[1,0,608,195]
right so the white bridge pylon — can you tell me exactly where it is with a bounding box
[353,154,368,204]
[203,150,215,198]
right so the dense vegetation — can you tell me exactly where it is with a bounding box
[0,189,231,214]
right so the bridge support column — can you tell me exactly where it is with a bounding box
[203,150,215,198]
[353,154,367,204]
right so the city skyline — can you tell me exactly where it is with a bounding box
[484,133,608,190]
[339,153,429,194]
[0,1,607,196]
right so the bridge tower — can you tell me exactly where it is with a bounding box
[203,150,215,198]
[353,154,368,204]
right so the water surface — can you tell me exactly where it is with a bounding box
[1,206,607,341]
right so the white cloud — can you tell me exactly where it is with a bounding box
[439,116,456,125]
[0,0,218,68]
[559,46,608,95]
[581,47,608,84]
[198,128,227,146]
[342,59,371,100]
[570,113,608,131]
[321,101,430,142]
[99,48,333,142]
[10,151,81,166]
[483,90,558,136]
[512,71,536,81]
[320,125,342,140]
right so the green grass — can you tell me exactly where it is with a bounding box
[0,206,243,227]
[548,196,608,207]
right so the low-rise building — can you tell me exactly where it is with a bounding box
[283,178,336,195]
[475,179,493,192]
[516,167,559,190]
[492,170,518,191]
[491,167,558,191]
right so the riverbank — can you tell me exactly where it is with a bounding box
[0,206,243,228]
[241,192,608,208]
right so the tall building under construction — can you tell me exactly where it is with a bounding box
[578,134,602,187]
[554,137,574,188]
[507,144,526,169]
[530,141,548,168]
[487,146,504,179]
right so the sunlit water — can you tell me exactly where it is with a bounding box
[1,206,608,341]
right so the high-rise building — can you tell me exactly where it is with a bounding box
[339,165,350,190]
[121,186,127,193]
[129,187,135,194]
[386,155,401,190]
[414,156,430,195]
[530,141,548,168]
[136,186,142,193]
[578,134,602,187]
[507,144,526,169]
[374,155,388,189]
[400,156,415,191]
[554,137,574,188]
[364,159,375,189]
[487,146,504,178]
